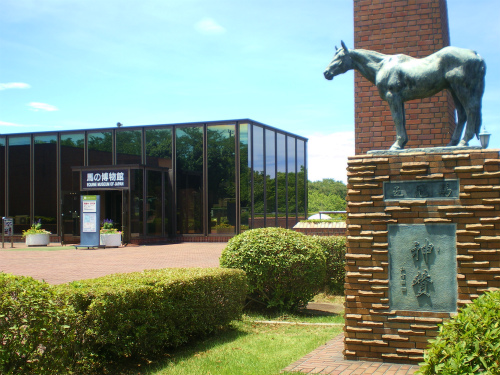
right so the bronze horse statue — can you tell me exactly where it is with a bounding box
[324,41,486,150]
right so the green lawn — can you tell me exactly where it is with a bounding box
[147,315,342,375]
[101,312,343,375]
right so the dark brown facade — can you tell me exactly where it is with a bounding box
[0,119,307,243]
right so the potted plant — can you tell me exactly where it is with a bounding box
[22,219,51,246]
[100,219,122,247]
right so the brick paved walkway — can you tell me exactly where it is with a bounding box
[0,242,226,284]
[284,333,419,374]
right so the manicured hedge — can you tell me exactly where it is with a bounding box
[220,227,326,311]
[1,268,247,374]
[56,268,247,360]
[0,273,79,375]
[314,236,346,294]
[418,289,500,374]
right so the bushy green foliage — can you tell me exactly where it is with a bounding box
[56,268,247,362]
[308,179,347,213]
[0,273,78,375]
[220,227,326,311]
[418,289,500,375]
[1,268,247,374]
[314,236,346,295]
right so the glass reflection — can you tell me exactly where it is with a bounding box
[8,136,30,234]
[146,127,172,168]
[239,123,250,232]
[252,126,265,228]
[0,138,5,217]
[297,140,306,221]
[208,124,236,235]
[88,131,112,165]
[117,129,142,164]
[147,170,162,236]
[277,133,287,227]
[60,133,84,238]
[265,129,276,226]
[34,135,58,234]
[130,169,143,237]
[287,136,297,220]
[176,126,203,234]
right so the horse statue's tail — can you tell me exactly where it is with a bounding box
[474,55,486,138]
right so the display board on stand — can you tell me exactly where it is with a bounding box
[75,195,100,249]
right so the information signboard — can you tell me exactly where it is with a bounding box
[77,195,100,248]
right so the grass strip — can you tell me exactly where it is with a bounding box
[147,316,343,375]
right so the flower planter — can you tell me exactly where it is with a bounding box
[100,233,122,248]
[25,233,50,247]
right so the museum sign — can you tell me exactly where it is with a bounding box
[82,169,129,190]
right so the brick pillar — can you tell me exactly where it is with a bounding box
[353,0,456,154]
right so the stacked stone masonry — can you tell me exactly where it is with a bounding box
[345,149,500,364]
[354,0,456,154]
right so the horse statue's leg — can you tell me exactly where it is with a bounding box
[459,105,481,146]
[388,98,408,150]
[447,91,467,146]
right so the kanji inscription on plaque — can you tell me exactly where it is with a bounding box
[388,224,457,312]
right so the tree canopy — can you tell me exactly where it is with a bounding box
[308,179,347,214]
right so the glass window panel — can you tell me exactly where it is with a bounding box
[146,170,162,236]
[252,126,264,228]
[176,126,203,234]
[239,123,250,232]
[60,133,84,238]
[146,127,172,168]
[287,136,297,220]
[277,133,287,228]
[0,137,5,217]
[207,124,236,235]
[297,140,306,221]
[88,131,112,165]
[8,136,31,234]
[265,129,276,225]
[34,135,57,234]
[116,129,142,164]
[130,169,144,237]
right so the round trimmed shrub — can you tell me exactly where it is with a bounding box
[418,289,500,374]
[314,236,346,295]
[219,227,326,311]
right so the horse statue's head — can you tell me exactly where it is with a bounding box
[324,41,353,80]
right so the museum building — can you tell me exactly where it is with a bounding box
[0,119,308,243]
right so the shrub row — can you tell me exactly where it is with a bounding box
[314,235,346,295]
[418,289,500,374]
[0,268,247,374]
[0,273,79,374]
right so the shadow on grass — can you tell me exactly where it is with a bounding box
[98,324,249,375]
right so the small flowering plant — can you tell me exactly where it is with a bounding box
[22,219,51,238]
[100,219,121,234]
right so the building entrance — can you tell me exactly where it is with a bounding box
[61,190,131,244]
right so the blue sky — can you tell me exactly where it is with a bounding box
[1,0,499,183]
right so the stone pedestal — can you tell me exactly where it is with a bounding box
[344,148,500,364]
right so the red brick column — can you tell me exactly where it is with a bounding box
[354,0,456,154]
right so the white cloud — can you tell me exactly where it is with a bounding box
[0,82,31,90]
[306,131,355,184]
[0,120,29,127]
[195,17,226,35]
[28,102,58,112]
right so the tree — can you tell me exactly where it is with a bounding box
[308,179,347,214]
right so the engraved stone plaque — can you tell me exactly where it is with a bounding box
[388,224,457,312]
[384,179,459,201]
